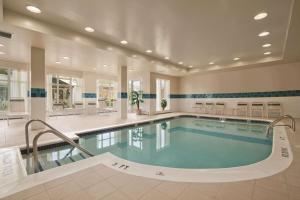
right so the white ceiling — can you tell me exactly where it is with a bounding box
[0,0,297,76]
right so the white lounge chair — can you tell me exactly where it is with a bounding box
[236,102,249,117]
[205,102,215,114]
[267,102,282,118]
[251,102,264,118]
[215,102,225,115]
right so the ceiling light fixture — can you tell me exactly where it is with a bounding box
[132,55,137,58]
[103,64,108,67]
[164,56,169,60]
[0,44,4,47]
[0,51,5,55]
[254,12,268,20]
[63,56,70,60]
[233,57,240,61]
[55,61,61,64]
[26,5,42,14]
[178,61,183,65]
[209,62,214,65]
[84,27,95,32]
[120,40,128,45]
[264,51,272,55]
[262,43,271,48]
[146,50,152,53]
[258,31,270,37]
[188,65,193,68]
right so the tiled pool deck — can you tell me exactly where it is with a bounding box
[0,113,299,200]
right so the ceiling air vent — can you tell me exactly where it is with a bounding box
[0,31,12,39]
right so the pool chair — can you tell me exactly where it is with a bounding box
[205,102,215,114]
[73,102,84,115]
[194,101,205,113]
[215,102,225,115]
[52,103,64,115]
[236,102,249,117]
[6,98,30,125]
[86,101,97,115]
[250,102,264,118]
[267,102,282,118]
[98,98,107,113]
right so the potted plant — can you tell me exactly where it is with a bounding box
[161,98,167,111]
[131,91,144,115]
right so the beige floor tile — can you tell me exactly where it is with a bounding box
[107,173,137,188]
[218,181,254,200]
[43,175,73,190]
[119,179,160,200]
[46,181,81,200]
[101,190,133,200]
[72,170,105,189]
[288,184,300,200]
[286,173,300,187]
[92,166,119,179]
[24,192,50,200]
[140,189,174,200]
[253,186,289,200]
[3,185,46,200]
[187,183,222,199]
[177,186,219,200]
[255,176,288,195]
[84,180,116,200]
[155,181,188,199]
[59,190,93,200]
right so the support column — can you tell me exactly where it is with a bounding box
[30,47,46,129]
[82,72,97,114]
[118,65,127,119]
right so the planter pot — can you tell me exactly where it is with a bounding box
[136,109,142,115]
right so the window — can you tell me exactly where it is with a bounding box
[156,79,170,111]
[0,68,28,111]
[128,127,143,150]
[96,132,119,149]
[47,74,83,109]
[156,122,170,151]
[97,79,117,108]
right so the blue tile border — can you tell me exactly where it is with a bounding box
[170,90,300,99]
[30,88,46,98]
[82,93,96,98]
[117,92,128,99]
[143,93,156,99]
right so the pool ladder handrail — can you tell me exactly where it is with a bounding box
[25,119,94,173]
[266,115,296,137]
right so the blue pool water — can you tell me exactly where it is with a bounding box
[24,117,272,173]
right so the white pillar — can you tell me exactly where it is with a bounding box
[118,65,127,119]
[82,72,97,114]
[30,47,46,129]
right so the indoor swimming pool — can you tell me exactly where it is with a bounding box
[23,116,273,174]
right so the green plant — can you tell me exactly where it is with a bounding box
[161,98,167,111]
[0,99,8,111]
[131,90,144,110]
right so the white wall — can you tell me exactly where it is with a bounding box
[178,62,300,118]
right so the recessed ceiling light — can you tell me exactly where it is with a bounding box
[132,55,137,58]
[84,27,95,32]
[120,40,128,45]
[164,56,169,60]
[146,50,152,53]
[103,64,108,67]
[233,57,240,61]
[0,44,4,47]
[107,47,113,51]
[63,56,70,60]
[262,43,271,48]
[264,51,272,55]
[0,51,6,55]
[209,62,214,65]
[254,12,268,20]
[258,31,270,37]
[188,65,193,68]
[178,61,183,65]
[26,5,41,14]
[55,61,61,64]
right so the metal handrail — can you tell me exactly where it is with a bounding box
[25,119,61,155]
[266,115,296,137]
[32,129,94,173]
